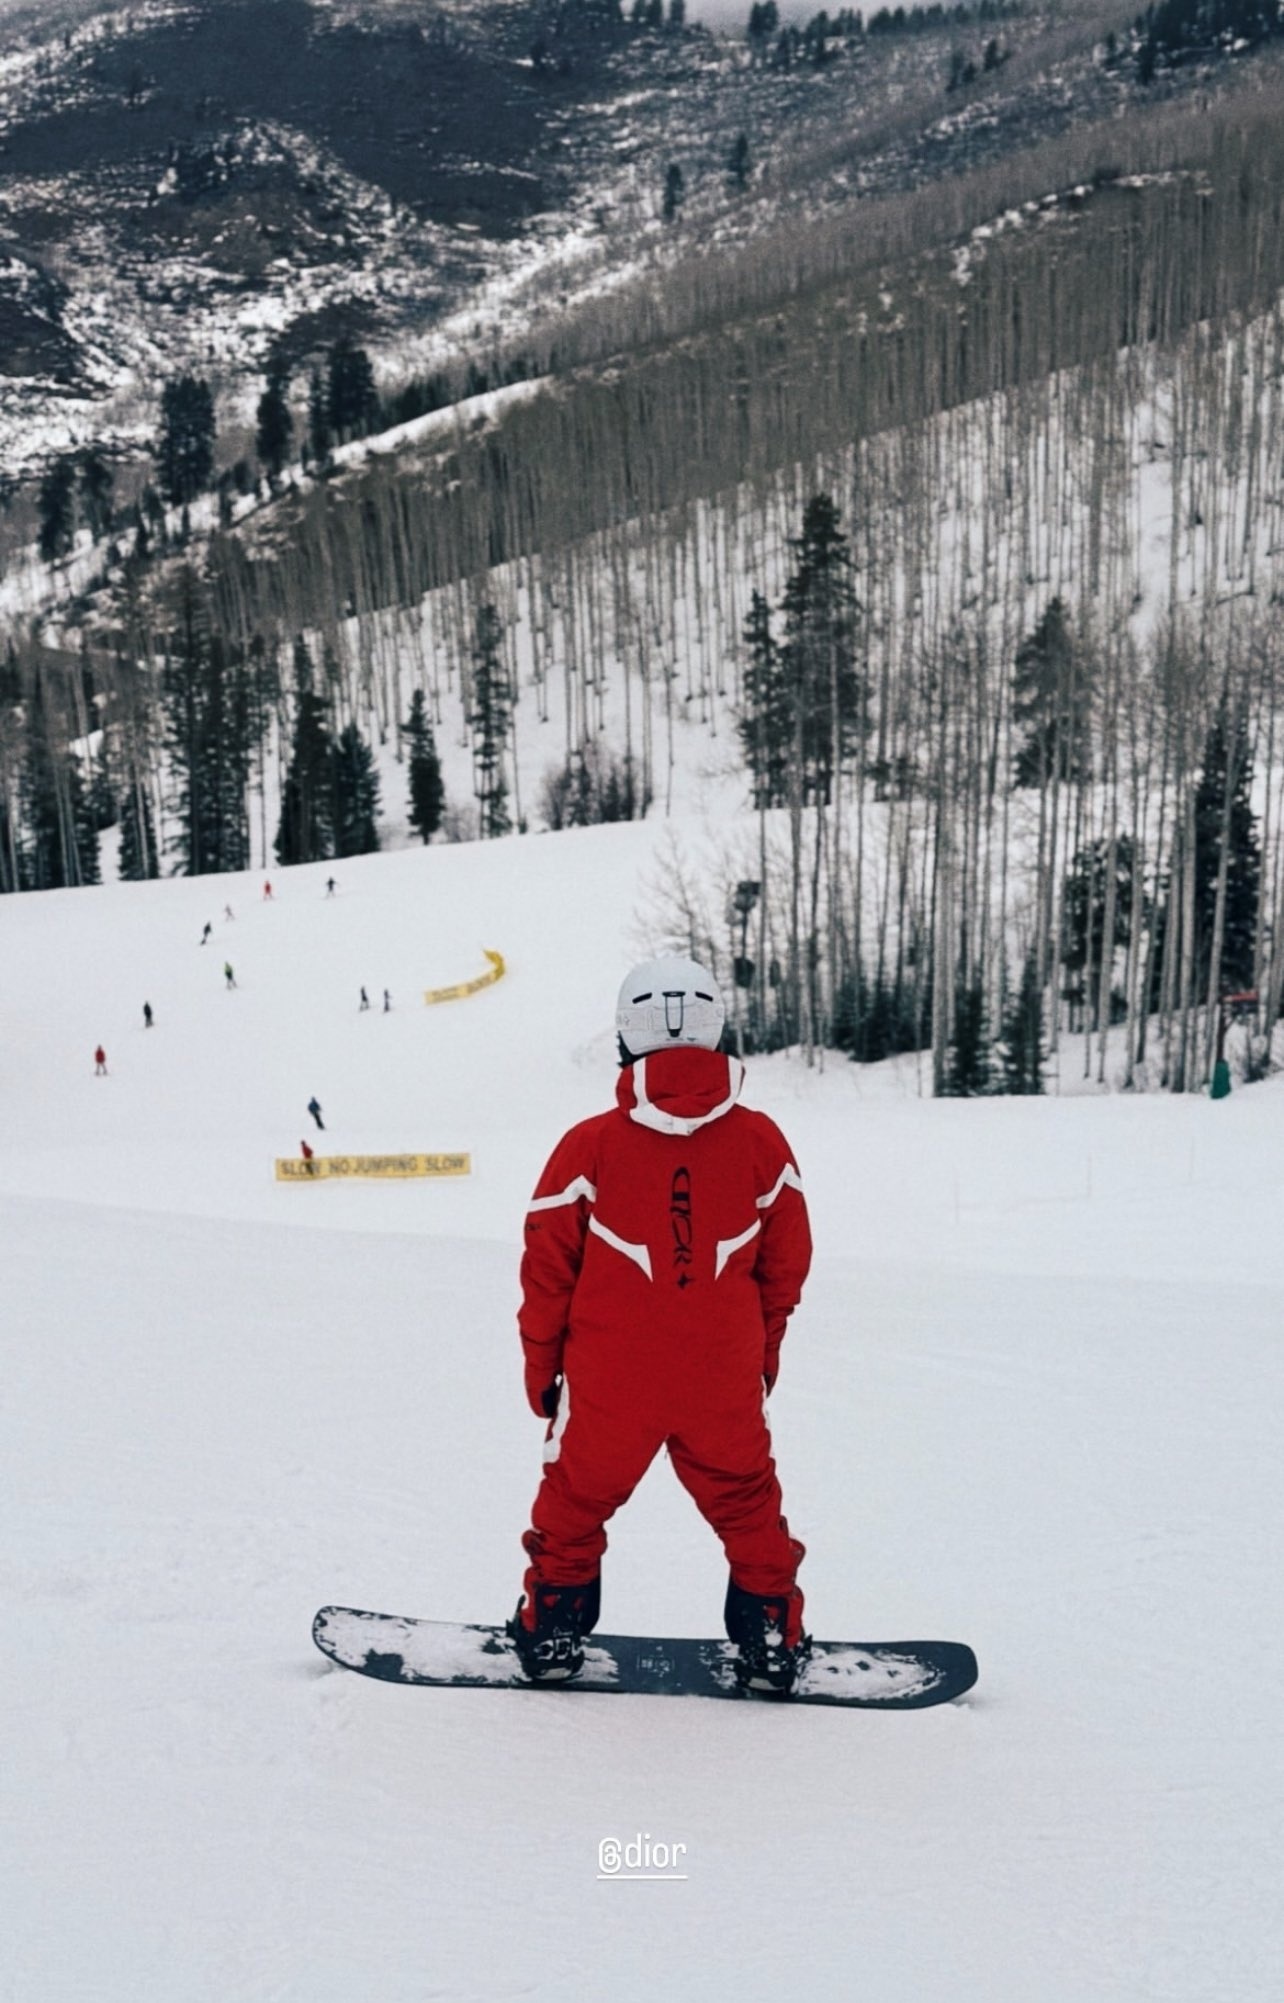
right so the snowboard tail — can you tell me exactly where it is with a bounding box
[312,1606,978,1710]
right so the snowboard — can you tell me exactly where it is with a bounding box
[312,1606,978,1710]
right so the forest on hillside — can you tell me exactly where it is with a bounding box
[5,31,1284,1097]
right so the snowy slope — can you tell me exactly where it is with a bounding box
[3,820,1283,2001]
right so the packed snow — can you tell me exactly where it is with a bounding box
[3,816,1283,2001]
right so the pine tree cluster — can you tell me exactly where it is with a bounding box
[275,639,382,867]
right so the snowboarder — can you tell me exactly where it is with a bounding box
[301,1138,317,1175]
[511,955,812,1692]
[200,922,212,945]
[263,880,273,900]
[94,1045,108,1075]
[307,1096,325,1131]
[359,986,370,1010]
[143,1002,153,1029]
[224,904,235,922]
[326,878,337,897]
[224,962,236,989]
[383,989,391,1013]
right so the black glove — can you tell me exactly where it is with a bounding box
[525,1363,562,1419]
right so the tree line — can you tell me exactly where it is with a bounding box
[0,587,446,893]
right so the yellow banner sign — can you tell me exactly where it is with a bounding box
[276,1153,471,1182]
[424,949,506,1005]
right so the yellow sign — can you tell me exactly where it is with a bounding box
[424,949,506,1005]
[276,1153,471,1182]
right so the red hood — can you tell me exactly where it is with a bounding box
[615,1048,745,1137]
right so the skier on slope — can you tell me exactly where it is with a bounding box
[510,955,812,1692]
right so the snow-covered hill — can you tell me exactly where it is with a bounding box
[3,820,1282,2000]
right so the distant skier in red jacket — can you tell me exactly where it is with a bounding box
[511,955,812,1692]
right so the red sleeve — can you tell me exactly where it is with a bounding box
[518,1119,599,1386]
[751,1116,812,1383]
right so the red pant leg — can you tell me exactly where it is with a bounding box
[521,1373,665,1612]
[667,1389,805,1637]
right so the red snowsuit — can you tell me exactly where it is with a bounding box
[518,1046,812,1642]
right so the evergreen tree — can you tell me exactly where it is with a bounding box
[134,483,165,561]
[998,954,1045,1094]
[38,456,77,564]
[1192,706,1260,994]
[727,131,751,190]
[942,974,992,1096]
[1061,835,1137,1029]
[77,446,115,540]
[118,774,159,881]
[662,161,685,222]
[779,491,864,805]
[747,1,780,56]
[331,721,381,856]
[88,731,117,833]
[202,636,253,873]
[307,368,332,467]
[0,651,21,895]
[403,687,445,842]
[21,686,99,889]
[597,747,645,822]
[255,364,293,482]
[327,337,379,444]
[1012,598,1093,787]
[162,570,252,875]
[738,589,790,807]
[468,604,513,839]
[275,638,334,865]
[841,968,926,1063]
[157,375,216,509]
[539,741,645,829]
[0,770,19,894]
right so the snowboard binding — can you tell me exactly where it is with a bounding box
[725,1581,808,1695]
[508,1581,600,1684]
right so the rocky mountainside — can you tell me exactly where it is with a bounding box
[0,0,1217,491]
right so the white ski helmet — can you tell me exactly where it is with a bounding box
[616,955,726,1056]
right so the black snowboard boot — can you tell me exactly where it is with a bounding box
[725,1580,806,1695]
[508,1580,600,1683]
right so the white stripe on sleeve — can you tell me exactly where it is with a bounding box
[755,1163,804,1211]
[528,1175,597,1213]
